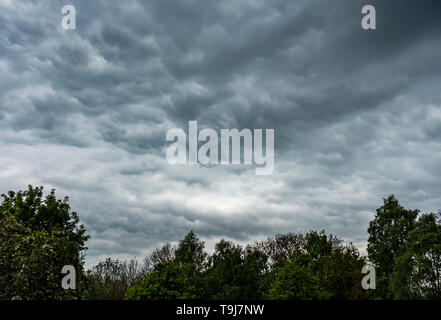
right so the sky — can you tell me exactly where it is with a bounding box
[1,0,441,268]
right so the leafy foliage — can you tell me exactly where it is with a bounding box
[125,261,198,299]
[390,213,441,299]
[367,195,419,299]
[203,240,269,299]
[2,186,441,301]
[174,231,207,271]
[268,231,365,300]
[0,186,89,300]
[268,258,329,299]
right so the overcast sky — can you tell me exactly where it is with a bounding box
[1,0,441,268]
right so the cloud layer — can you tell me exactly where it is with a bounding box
[1,0,441,267]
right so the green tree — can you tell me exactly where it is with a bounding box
[320,242,366,299]
[367,195,418,299]
[203,240,269,299]
[0,186,89,299]
[125,231,206,299]
[267,257,329,300]
[390,212,441,299]
[256,233,305,272]
[174,231,207,270]
[125,261,197,299]
[305,231,366,300]
[267,231,365,300]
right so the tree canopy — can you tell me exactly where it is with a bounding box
[0,186,89,300]
[2,186,441,300]
[367,195,419,299]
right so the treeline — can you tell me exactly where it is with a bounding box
[88,231,365,300]
[1,186,441,300]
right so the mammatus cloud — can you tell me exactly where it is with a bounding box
[1,0,441,267]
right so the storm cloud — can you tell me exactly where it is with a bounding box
[1,0,441,267]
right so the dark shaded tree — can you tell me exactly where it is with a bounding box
[268,231,365,300]
[87,258,142,300]
[125,231,206,299]
[390,212,441,299]
[367,195,418,299]
[267,257,329,300]
[256,233,305,272]
[125,261,197,299]
[203,240,269,299]
[141,242,175,274]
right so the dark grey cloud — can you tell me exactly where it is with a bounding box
[1,0,441,267]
